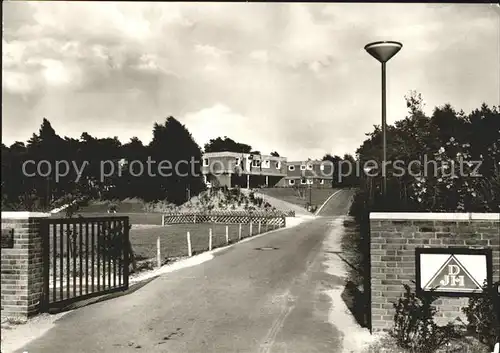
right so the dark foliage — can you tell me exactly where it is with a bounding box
[204,136,252,154]
[2,116,205,209]
[391,284,462,353]
[355,93,500,213]
[462,280,500,350]
[322,153,360,188]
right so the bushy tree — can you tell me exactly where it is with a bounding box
[322,153,359,187]
[148,117,205,205]
[204,136,252,153]
[2,115,206,210]
[355,91,500,212]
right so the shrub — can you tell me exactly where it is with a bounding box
[64,196,89,218]
[362,334,491,353]
[107,202,118,213]
[462,280,500,350]
[390,284,462,353]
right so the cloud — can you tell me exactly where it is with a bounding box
[2,71,36,95]
[2,2,498,160]
[277,4,337,69]
[181,104,251,147]
[40,59,78,86]
[133,54,169,74]
[194,44,231,58]
[249,50,269,63]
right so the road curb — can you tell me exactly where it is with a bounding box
[315,189,343,216]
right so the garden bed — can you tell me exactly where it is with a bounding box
[257,187,339,208]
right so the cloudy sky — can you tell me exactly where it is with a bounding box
[3,2,499,160]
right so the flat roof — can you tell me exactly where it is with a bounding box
[288,160,327,164]
[284,176,334,180]
[202,151,287,161]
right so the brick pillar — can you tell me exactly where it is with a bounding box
[1,212,50,320]
[369,212,500,333]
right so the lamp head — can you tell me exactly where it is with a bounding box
[364,41,403,63]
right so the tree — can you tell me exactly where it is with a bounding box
[3,114,213,210]
[355,90,500,212]
[148,117,205,204]
[204,136,252,153]
[270,151,280,157]
[24,118,68,207]
[115,137,147,199]
[322,154,358,187]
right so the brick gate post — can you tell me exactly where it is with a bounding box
[1,212,50,320]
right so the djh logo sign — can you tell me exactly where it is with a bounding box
[424,255,482,292]
[439,264,465,287]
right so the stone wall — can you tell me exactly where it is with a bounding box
[369,213,500,332]
[1,212,50,320]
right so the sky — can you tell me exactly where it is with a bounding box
[2,2,499,160]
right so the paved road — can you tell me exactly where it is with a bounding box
[15,189,356,353]
[316,188,353,217]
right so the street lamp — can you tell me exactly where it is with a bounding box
[308,183,312,208]
[364,41,402,196]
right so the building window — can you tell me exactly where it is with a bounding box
[289,179,295,185]
[319,179,324,184]
[236,158,241,166]
[301,178,307,184]
[203,158,209,167]
[252,159,261,167]
[307,179,313,185]
[306,164,313,170]
[262,160,270,168]
[300,165,306,171]
[288,165,295,171]
[320,164,325,171]
[276,161,281,169]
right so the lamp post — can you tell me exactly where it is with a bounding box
[364,41,402,196]
[363,166,373,201]
[309,183,312,207]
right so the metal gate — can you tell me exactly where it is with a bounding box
[40,216,130,311]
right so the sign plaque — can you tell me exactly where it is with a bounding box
[416,248,492,296]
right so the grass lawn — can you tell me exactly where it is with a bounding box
[130,222,279,261]
[78,200,147,213]
[257,187,339,208]
[48,203,282,272]
[51,212,163,225]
